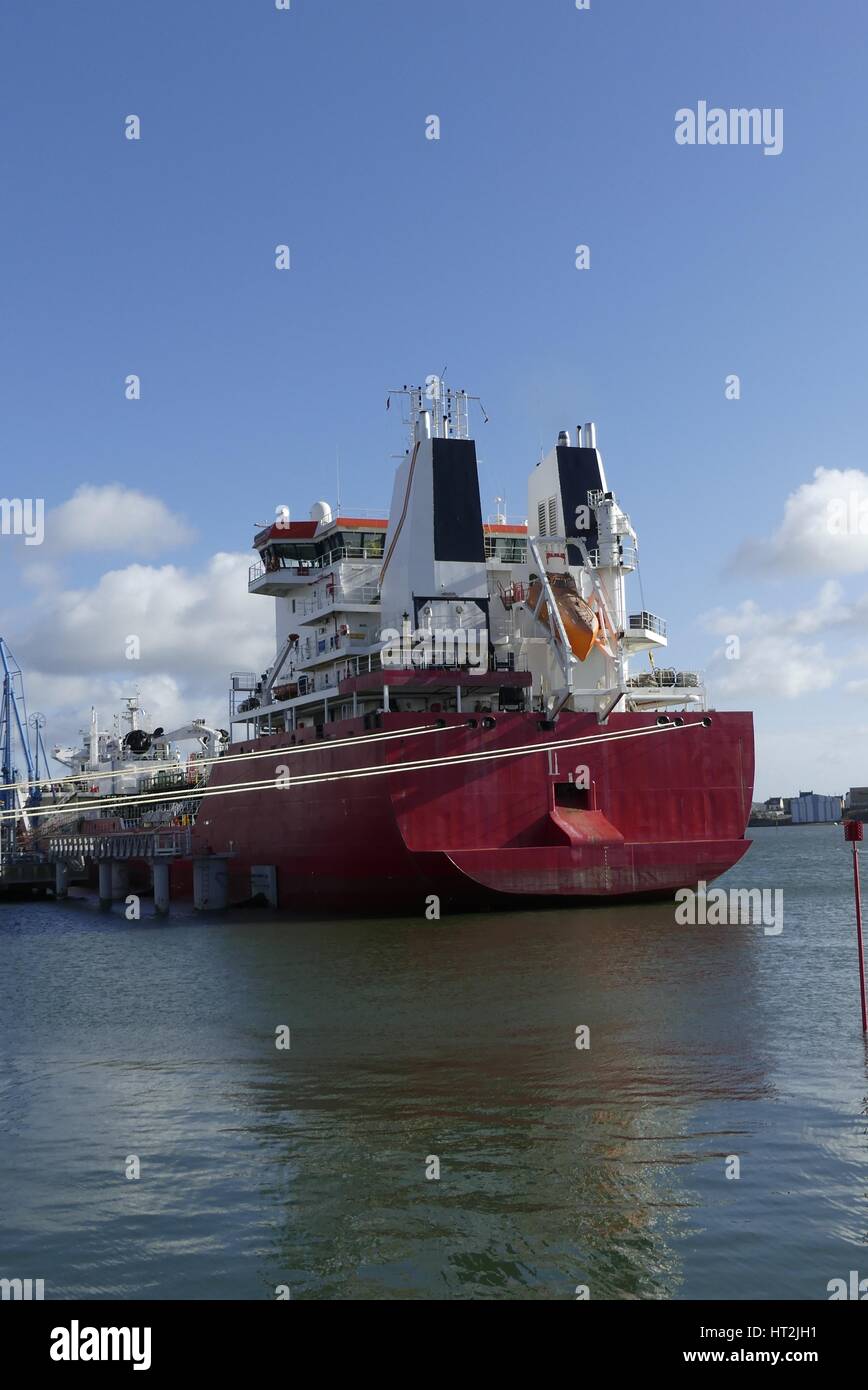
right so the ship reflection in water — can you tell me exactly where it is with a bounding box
[0,826,866,1300]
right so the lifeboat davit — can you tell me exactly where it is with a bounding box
[527,572,600,660]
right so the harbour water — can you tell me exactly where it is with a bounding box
[1,824,866,1300]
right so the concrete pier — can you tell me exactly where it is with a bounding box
[193,855,230,911]
[98,860,112,911]
[0,860,55,897]
[152,861,170,917]
[98,860,130,909]
[54,861,69,900]
[251,865,278,907]
[110,861,130,902]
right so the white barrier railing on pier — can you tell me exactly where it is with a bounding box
[48,827,192,862]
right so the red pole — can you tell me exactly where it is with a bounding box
[844,821,868,1033]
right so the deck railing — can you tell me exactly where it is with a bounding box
[299,583,380,615]
[249,546,385,586]
[628,612,668,637]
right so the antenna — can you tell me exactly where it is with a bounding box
[28,712,46,782]
[387,383,486,445]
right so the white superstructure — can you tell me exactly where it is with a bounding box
[232,391,704,735]
[52,697,228,798]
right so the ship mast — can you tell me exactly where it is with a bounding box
[386,383,486,447]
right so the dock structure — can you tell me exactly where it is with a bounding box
[3,826,243,915]
[44,827,194,915]
[0,854,57,897]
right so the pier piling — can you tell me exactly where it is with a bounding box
[54,861,69,900]
[98,861,112,911]
[110,861,129,903]
[152,861,170,917]
[193,854,230,911]
[844,821,868,1033]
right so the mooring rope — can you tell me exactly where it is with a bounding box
[2,721,454,796]
[2,718,710,826]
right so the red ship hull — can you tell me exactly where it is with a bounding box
[188,708,754,914]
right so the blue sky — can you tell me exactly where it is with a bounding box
[1,0,867,797]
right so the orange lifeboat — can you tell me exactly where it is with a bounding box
[527,573,600,661]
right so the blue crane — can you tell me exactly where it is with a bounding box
[0,638,49,847]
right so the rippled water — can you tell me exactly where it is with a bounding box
[1,824,866,1300]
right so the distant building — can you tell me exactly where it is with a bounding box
[748,797,791,827]
[789,790,842,824]
[845,788,868,821]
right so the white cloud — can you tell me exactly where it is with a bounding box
[7,552,274,755]
[17,557,62,589]
[704,598,769,640]
[46,484,194,556]
[705,582,846,638]
[711,634,832,699]
[733,467,868,575]
[702,593,838,699]
[26,673,208,757]
[14,552,271,677]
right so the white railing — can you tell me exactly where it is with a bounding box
[587,545,638,570]
[299,583,380,616]
[628,612,667,637]
[299,633,376,664]
[48,827,193,861]
[295,654,386,694]
[484,540,528,563]
[328,507,387,519]
[249,546,385,586]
